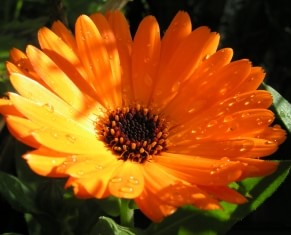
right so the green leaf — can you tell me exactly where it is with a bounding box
[0,233,24,235]
[263,83,291,132]
[147,160,291,235]
[90,216,145,235]
[0,171,38,213]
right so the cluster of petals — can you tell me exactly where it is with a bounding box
[0,11,286,222]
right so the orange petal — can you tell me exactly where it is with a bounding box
[257,125,286,144]
[200,185,247,204]
[9,73,94,128]
[163,48,234,121]
[106,11,133,105]
[160,11,192,68]
[152,27,218,108]
[108,161,145,199]
[38,27,97,99]
[5,115,40,148]
[236,67,265,93]
[236,157,278,179]
[90,13,122,104]
[173,109,275,142]
[168,139,255,158]
[9,48,34,73]
[135,189,176,222]
[8,93,103,154]
[51,20,77,52]
[204,90,273,119]
[156,182,221,210]
[191,60,252,104]
[65,157,121,199]
[131,15,161,105]
[23,149,68,177]
[0,98,23,117]
[26,45,96,113]
[65,153,116,177]
[156,153,243,185]
[7,49,43,85]
[75,15,121,108]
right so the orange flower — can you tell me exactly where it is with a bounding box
[0,11,286,222]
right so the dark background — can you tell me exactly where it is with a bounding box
[0,0,291,234]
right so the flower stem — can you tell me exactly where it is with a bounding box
[120,199,134,227]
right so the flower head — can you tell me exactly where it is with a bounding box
[0,11,286,222]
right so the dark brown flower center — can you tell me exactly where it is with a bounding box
[98,105,168,163]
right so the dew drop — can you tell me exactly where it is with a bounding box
[103,33,109,40]
[239,147,247,152]
[66,134,77,143]
[42,103,54,113]
[223,115,233,122]
[119,186,134,193]
[203,54,210,60]
[244,101,250,106]
[70,155,78,162]
[171,82,181,92]
[220,157,230,162]
[127,176,139,185]
[77,170,84,176]
[95,165,103,170]
[51,159,57,165]
[50,131,59,138]
[144,74,153,87]
[264,140,274,145]
[228,102,235,107]
[110,177,123,183]
[207,120,218,128]
[256,118,263,126]
[144,57,150,63]
[279,111,286,118]
[241,112,250,118]
[191,129,197,134]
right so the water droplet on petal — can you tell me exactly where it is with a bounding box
[144,74,153,87]
[127,176,139,185]
[241,112,250,118]
[264,140,274,145]
[51,131,59,138]
[51,159,57,165]
[239,147,247,152]
[203,54,210,61]
[224,115,233,122]
[171,82,181,92]
[65,134,77,143]
[207,120,218,128]
[77,170,84,176]
[110,177,123,183]
[220,157,230,162]
[228,102,235,107]
[256,118,263,126]
[210,170,216,175]
[42,103,54,113]
[119,186,134,193]
[95,165,103,170]
[244,101,250,106]
[144,57,150,63]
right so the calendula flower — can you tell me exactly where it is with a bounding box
[0,11,286,222]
